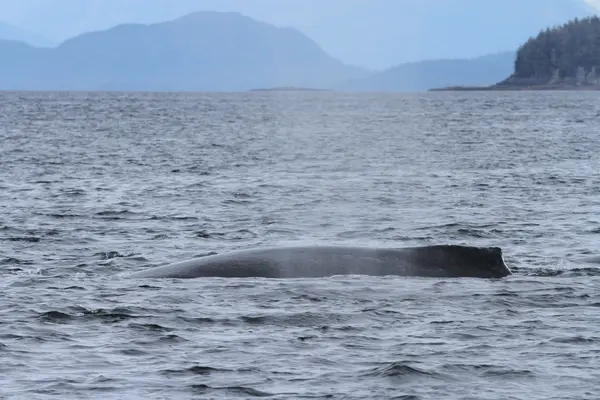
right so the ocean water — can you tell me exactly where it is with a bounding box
[1,91,599,399]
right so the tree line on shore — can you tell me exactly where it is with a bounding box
[514,16,600,79]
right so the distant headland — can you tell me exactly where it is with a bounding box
[432,16,600,91]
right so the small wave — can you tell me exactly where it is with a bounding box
[94,210,139,220]
[82,307,143,322]
[363,362,434,378]
[44,213,81,219]
[189,169,211,175]
[127,255,149,262]
[517,267,600,277]
[482,368,534,378]
[60,188,86,196]
[119,348,148,356]
[450,332,482,340]
[137,284,161,290]
[415,222,461,230]
[194,230,213,238]
[82,375,122,392]
[157,334,188,343]
[298,335,317,341]
[176,316,222,325]
[161,365,229,376]
[65,286,86,290]
[94,251,130,260]
[259,216,278,225]
[95,210,130,216]
[239,312,350,327]
[232,191,253,199]
[189,384,273,397]
[493,290,519,297]
[291,294,326,302]
[416,223,504,239]
[549,335,598,344]
[128,323,174,332]
[150,215,199,221]
[0,333,46,343]
[1,236,41,243]
[38,307,144,324]
[183,182,208,189]
[0,257,32,265]
[94,251,146,261]
[194,229,258,241]
[582,255,600,263]
[5,268,52,279]
[223,199,253,205]
[442,363,534,379]
[456,227,503,238]
[39,311,74,323]
[391,235,435,242]
[240,315,271,325]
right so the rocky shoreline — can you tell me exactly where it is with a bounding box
[431,67,600,91]
[431,83,600,91]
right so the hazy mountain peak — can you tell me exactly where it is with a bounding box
[173,10,245,21]
[0,11,367,92]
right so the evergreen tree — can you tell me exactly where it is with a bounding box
[514,16,600,79]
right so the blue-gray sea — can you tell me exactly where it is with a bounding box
[1,91,599,399]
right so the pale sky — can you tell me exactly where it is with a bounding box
[0,0,598,44]
[586,0,600,9]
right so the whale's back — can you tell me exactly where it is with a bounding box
[129,245,511,279]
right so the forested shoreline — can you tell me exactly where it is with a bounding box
[500,16,600,87]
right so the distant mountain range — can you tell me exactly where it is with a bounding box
[0,11,539,92]
[0,12,367,91]
[0,0,595,69]
[338,52,516,92]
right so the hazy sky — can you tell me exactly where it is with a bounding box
[586,0,600,8]
[0,0,358,41]
[0,0,598,42]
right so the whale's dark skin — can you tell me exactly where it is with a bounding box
[129,245,512,279]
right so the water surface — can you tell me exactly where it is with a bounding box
[1,91,599,399]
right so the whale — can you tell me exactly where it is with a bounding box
[129,244,512,279]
